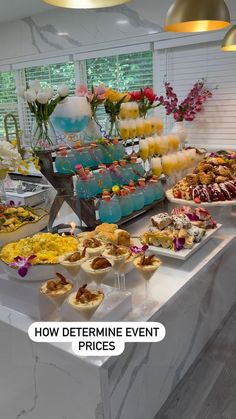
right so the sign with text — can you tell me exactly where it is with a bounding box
[28,322,166,356]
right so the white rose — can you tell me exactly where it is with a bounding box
[45,87,54,100]
[24,89,37,103]
[28,80,41,93]
[16,87,26,99]
[58,84,69,98]
[37,90,49,104]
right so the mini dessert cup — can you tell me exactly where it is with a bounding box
[59,250,87,286]
[40,273,73,316]
[103,245,130,290]
[79,238,105,257]
[119,252,137,290]
[81,257,113,285]
[133,255,161,303]
[85,244,105,258]
[67,285,104,320]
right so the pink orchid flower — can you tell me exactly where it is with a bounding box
[10,255,36,277]
[129,245,149,254]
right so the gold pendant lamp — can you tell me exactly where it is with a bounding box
[222,25,236,51]
[165,0,230,32]
[43,0,130,8]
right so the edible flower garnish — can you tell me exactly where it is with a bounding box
[185,213,200,222]
[10,255,36,277]
[130,245,149,254]
[173,238,185,252]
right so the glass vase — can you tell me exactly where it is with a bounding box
[171,121,187,149]
[106,115,120,138]
[31,118,57,151]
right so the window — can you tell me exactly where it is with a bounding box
[0,71,18,138]
[86,51,153,124]
[157,43,236,148]
[23,62,76,137]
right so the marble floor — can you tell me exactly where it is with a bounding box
[155,304,236,419]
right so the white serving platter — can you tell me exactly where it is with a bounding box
[166,189,236,207]
[0,208,49,247]
[148,224,222,260]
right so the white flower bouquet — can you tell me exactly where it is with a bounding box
[17,80,69,149]
[0,141,22,180]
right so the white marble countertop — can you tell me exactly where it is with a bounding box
[0,206,235,369]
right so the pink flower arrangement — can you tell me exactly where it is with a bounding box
[159,80,214,122]
[76,84,107,118]
[130,87,159,117]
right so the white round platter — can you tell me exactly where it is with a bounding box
[166,189,236,207]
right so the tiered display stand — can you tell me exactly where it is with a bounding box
[36,149,165,231]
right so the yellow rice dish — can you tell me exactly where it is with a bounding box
[0,233,79,265]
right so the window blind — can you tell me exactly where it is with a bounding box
[157,43,236,149]
[23,62,76,137]
[0,71,19,138]
[86,51,153,125]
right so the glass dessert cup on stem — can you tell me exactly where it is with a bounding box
[133,255,161,308]
[81,256,114,288]
[59,251,87,288]
[39,273,73,318]
[67,284,104,321]
[102,245,130,290]
[78,238,105,258]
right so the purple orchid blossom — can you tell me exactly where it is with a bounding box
[130,245,149,254]
[185,213,200,222]
[10,255,36,277]
[8,200,22,207]
[173,237,185,252]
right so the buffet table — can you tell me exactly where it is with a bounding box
[0,207,236,419]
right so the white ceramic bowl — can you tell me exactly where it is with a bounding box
[0,208,49,247]
[0,259,60,282]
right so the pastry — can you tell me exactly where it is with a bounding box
[95,223,118,234]
[68,284,104,320]
[96,228,131,247]
[215,176,229,184]
[133,255,161,280]
[113,229,131,246]
[187,226,205,242]
[186,174,199,186]
[151,213,172,229]
[183,235,194,249]
[171,215,191,230]
[198,172,215,185]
